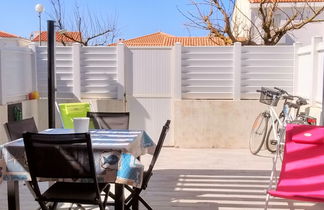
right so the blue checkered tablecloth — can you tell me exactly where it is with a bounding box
[0,129,155,188]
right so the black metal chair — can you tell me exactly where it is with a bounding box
[23,132,110,210]
[87,112,130,129]
[5,118,40,209]
[5,117,38,140]
[124,120,171,210]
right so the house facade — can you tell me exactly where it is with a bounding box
[233,0,324,44]
[0,31,30,47]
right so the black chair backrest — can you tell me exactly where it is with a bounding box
[87,112,130,129]
[23,133,97,180]
[5,117,38,141]
[142,120,170,189]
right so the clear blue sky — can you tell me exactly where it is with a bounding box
[0,0,208,41]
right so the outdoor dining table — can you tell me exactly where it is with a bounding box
[0,128,155,210]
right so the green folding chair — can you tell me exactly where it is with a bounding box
[58,102,91,129]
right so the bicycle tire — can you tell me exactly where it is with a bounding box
[249,112,269,155]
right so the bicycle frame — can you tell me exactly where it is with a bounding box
[266,105,293,206]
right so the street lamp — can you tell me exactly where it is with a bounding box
[35,4,44,46]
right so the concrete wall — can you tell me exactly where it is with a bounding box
[0,100,39,144]
[1,98,322,148]
[174,100,275,148]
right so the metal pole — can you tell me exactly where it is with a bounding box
[48,20,55,128]
[38,13,41,46]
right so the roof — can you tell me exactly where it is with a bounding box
[32,31,82,43]
[250,0,324,3]
[0,31,19,38]
[110,32,225,46]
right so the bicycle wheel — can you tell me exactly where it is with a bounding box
[249,112,269,155]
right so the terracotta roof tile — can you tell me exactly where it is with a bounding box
[32,31,82,42]
[163,37,225,46]
[110,32,225,46]
[250,0,324,3]
[0,31,19,38]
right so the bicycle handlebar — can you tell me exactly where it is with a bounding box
[257,87,309,106]
[274,87,288,95]
[283,95,294,100]
[256,88,280,96]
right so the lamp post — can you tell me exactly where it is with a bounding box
[35,4,44,46]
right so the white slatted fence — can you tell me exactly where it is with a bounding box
[181,46,234,99]
[80,46,118,98]
[0,47,34,104]
[241,46,295,99]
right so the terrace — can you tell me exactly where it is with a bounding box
[0,34,323,209]
[1,148,324,209]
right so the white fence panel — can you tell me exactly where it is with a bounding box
[36,46,75,98]
[182,46,234,99]
[296,47,313,99]
[0,47,34,104]
[316,45,324,104]
[127,47,173,145]
[36,46,47,96]
[56,47,74,98]
[129,48,172,97]
[241,46,295,98]
[295,37,324,105]
[80,47,118,98]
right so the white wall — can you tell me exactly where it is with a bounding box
[249,3,324,44]
[0,38,30,48]
[296,37,324,105]
[232,0,252,38]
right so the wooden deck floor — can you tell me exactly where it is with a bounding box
[1,148,324,210]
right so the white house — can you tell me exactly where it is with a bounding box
[233,0,324,44]
[0,31,30,47]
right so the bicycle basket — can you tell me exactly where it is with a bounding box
[259,88,280,106]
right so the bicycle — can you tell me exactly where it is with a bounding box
[265,91,316,153]
[249,87,316,155]
[249,87,284,155]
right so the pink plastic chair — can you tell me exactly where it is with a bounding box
[265,124,324,209]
